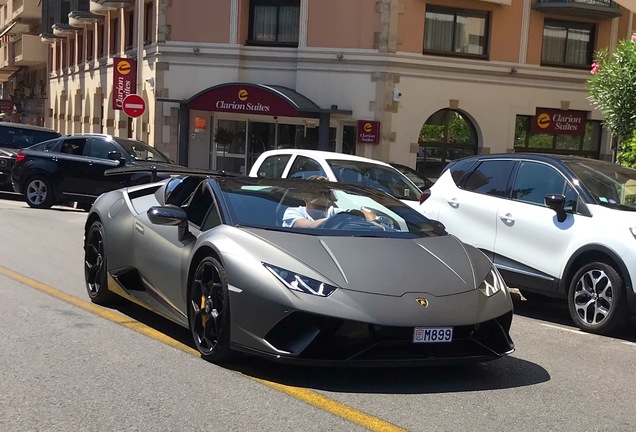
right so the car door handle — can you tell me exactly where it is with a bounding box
[500,213,515,226]
[447,198,459,208]
[135,221,144,235]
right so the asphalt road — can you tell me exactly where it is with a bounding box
[1,192,636,432]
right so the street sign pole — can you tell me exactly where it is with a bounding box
[135,0,144,140]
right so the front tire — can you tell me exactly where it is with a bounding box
[188,257,233,364]
[24,175,54,209]
[568,261,628,335]
[84,220,116,305]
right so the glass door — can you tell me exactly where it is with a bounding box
[247,121,276,173]
[214,119,247,174]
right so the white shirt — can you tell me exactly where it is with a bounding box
[282,206,341,228]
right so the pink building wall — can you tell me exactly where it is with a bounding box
[166,0,231,43]
[307,0,380,49]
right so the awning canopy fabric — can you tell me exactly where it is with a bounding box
[0,21,17,40]
[187,83,334,118]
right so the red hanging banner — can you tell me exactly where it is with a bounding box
[112,57,137,111]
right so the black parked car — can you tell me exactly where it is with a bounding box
[0,122,60,190]
[11,134,180,210]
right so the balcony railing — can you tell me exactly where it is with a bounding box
[533,0,620,19]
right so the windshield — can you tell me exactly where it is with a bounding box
[218,178,444,238]
[327,160,422,201]
[565,159,636,210]
[115,138,171,162]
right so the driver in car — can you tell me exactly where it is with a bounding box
[282,176,377,228]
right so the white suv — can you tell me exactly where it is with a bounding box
[249,149,424,211]
[420,153,636,335]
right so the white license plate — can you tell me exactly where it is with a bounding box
[413,327,453,343]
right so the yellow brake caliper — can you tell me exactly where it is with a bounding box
[201,295,207,327]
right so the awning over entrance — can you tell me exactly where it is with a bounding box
[188,83,324,118]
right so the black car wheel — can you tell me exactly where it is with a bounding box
[188,257,233,363]
[84,220,115,305]
[568,261,628,335]
[24,176,54,209]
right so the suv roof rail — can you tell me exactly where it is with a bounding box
[60,133,113,139]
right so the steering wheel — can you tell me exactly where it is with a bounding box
[321,211,384,230]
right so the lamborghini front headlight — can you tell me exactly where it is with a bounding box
[478,267,506,297]
[263,264,337,297]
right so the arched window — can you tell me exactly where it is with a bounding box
[417,109,478,180]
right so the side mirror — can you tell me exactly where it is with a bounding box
[545,194,567,223]
[107,151,126,166]
[428,219,446,235]
[147,206,190,240]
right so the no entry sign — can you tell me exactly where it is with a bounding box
[122,94,146,118]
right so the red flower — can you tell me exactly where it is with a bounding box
[590,62,600,74]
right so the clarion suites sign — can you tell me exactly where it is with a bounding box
[113,57,137,111]
[531,107,587,136]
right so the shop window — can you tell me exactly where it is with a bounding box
[417,109,478,180]
[424,6,489,59]
[248,0,300,47]
[514,115,602,158]
[343,125,356,155]
[541,20,594,69]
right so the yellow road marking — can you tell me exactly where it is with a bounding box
[0,265,406,432]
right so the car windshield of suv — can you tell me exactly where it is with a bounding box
[0,128,59,149]
[565,159,636,210]
[115,138,170,162]
[327,160,422,201]
[219,178,443,238]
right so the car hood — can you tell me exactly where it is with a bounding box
[241,228,492,297]
[0,147,17,158]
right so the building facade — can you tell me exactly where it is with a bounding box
[0,0,48,125]
[44,0,636,178]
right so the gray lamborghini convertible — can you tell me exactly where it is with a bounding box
[84,171,515,366]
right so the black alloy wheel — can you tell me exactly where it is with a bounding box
[24,175,54,209]
[568,261,628,335]
[84,220,115,305]
[188,256,233,363]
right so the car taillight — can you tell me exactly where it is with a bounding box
[419,189,431,204]
[15,152,26,162]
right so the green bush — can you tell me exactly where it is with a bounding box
[588,34,636,167]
